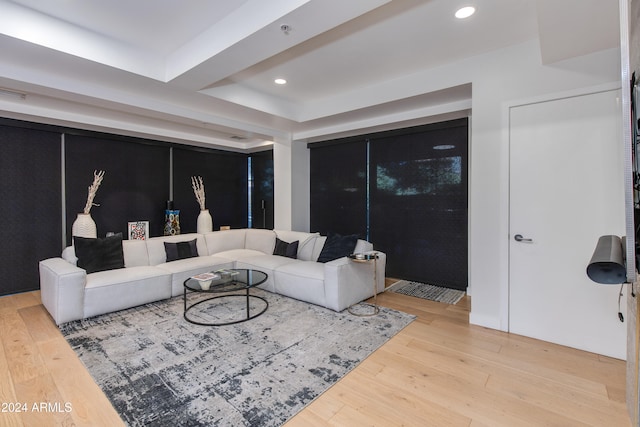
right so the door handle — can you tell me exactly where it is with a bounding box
[514,234,533,242]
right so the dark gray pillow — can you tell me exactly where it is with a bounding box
[317,232,358,263]
[74,233,125,274]
[273,237,299,259]
[164,239,199,262]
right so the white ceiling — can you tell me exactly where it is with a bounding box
[0,0,621,150]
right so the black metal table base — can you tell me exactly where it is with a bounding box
[347,301,380,317]
[183,291,268,326]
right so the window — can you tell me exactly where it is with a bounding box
[250,150,274,229]
[310,140,368,238]
[376,156,462,196]
[310,118,468,290]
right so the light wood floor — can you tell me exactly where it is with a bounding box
[0,285,631,427]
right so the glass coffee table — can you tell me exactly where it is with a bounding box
[183,268,268,326]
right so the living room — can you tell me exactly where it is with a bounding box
[0,0,638,425]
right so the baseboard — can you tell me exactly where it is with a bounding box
[469,312,504,331]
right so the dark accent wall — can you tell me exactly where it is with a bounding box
[172,146,249,232]
[65,134,170,242]
[1,118,265,295]
[0,124,62,296]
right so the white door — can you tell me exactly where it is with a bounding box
[509,89,627,359]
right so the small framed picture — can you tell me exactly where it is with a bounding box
[128,221,149,240]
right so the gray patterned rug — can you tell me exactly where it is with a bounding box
[388,280,466,304]
[60,289,414,426]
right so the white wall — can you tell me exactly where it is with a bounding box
[283,38,622,332]
[469,41,621,330]
[290,140,310,231]
[624,0,639,421]
[273,136,292,230]
[274,137,311,232]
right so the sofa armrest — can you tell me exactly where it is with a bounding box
[39,258,87,325]
[322,251,386,312]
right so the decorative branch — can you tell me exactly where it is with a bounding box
[83,170,105,214]
[191,176,206,210]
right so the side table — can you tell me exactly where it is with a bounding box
[347,252,380,317]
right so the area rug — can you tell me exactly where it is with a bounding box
[387,280,466,304]
[59,289,415,427]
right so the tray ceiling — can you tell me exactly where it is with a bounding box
[0,0,621,150]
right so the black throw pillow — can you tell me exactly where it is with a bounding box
[74,233,125,274]
[273,237,299,259]
[317,232,358,263]
[164,239,199,262]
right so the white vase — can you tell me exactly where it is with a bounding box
[197,209,213,233]
[72,213,97,238]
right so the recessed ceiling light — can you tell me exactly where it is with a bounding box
[274,78,287,85]
[455,6,475,19]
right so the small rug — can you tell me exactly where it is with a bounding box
[60,289,415,427]
[388,280,466,304]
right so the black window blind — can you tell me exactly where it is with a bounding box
[310,118,468,290]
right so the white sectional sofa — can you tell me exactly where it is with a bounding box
[39,228,386,325]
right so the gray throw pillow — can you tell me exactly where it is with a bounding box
[273,237,299,259]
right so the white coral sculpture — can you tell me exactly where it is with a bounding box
[83,170,105,214]
[191,176,206,210]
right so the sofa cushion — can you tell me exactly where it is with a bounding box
[317,232,358,263]
[236,254,297,271]
[311,236,326,261]
[245,229,276,253]
[84,266,172,319]
[63,238,156,268]
[164,239,198,261]
[85,265,169,288]
[214,248,268,262]
[273,237,299,259]
[235,254,298,293]
[122,239,149,267]
[204,229,246,255]
[62,245,78,265]
[74,234,125,274]
[274,261,326,307]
